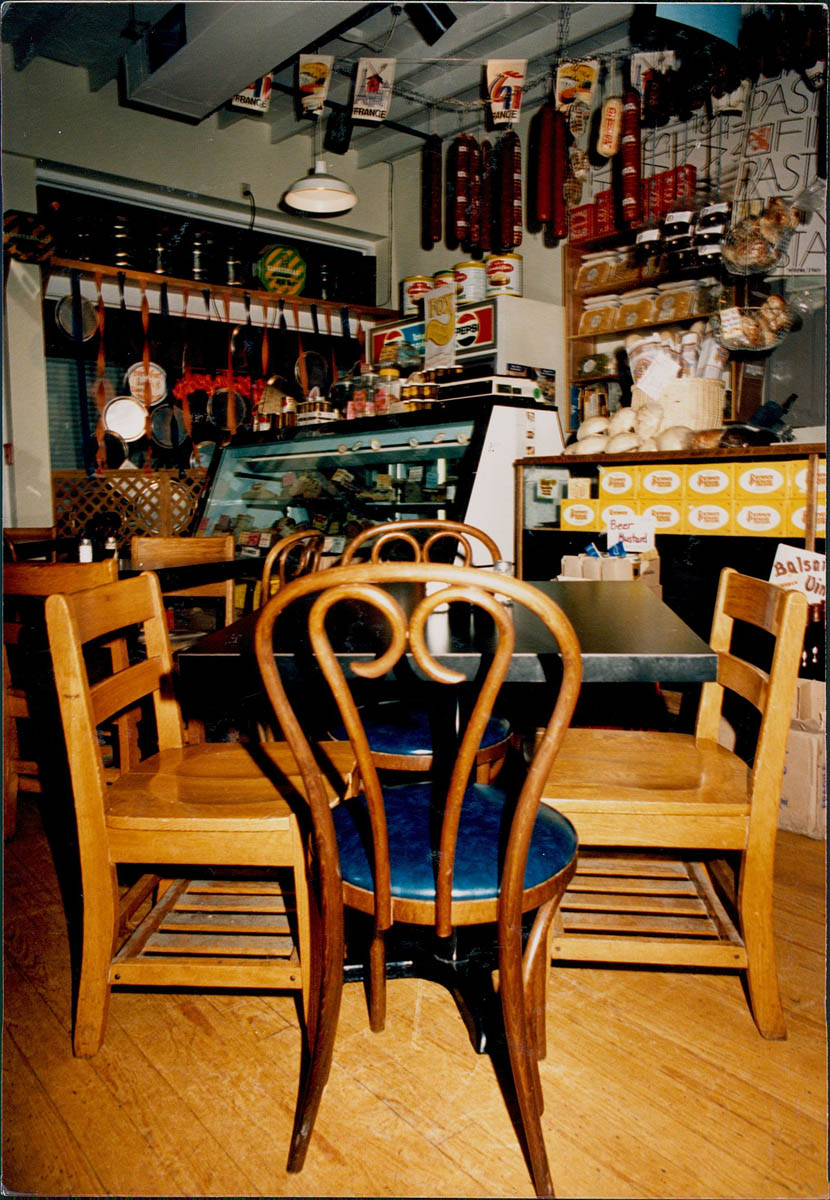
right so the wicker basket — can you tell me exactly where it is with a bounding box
[632,379,725,431]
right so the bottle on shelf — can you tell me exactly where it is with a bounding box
[78,537,93,563]
[800,600,826,680]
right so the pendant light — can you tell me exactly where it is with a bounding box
[283,114,357,215]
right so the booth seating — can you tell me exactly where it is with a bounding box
[255,562,582,1197]
[542,568,808,1040]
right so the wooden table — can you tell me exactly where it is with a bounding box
[176,579,717,701]
[175,578,717,1052]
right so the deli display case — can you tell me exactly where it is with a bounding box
[192,398,565,564]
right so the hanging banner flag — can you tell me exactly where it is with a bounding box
[487,59,527,124]
[231,73,272,113]
[352,58,396,121]
[554,60,600,112]
[423,281,457,372]
[298,54,334,114]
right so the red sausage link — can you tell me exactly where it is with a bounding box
[467,135,481,252]
[535,104,555,225]
[621,88,642,228]
[479,139,493,253]
[550,108,569,240]
[455,135,470,245]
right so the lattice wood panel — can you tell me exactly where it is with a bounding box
[53,470,207,548]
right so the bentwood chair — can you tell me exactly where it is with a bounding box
[256,563,582,1197]
[338,520,512,780]
[44,570,354,1173]
[259,528,326,608]
[130,534,236,629]
[3,558,119,840]
[542,568,808,1039]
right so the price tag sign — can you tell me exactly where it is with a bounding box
[769,544,826,599]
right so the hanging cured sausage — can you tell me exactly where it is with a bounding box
[533,103,555,225]
[498,130,523,251]
[620,83,643,228]
[466,135,481,254]
[550,108,569,240]
[479,139,494,254]
[421,134,443,249]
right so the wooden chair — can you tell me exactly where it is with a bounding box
[541,568,808,1040]
[3,558,119,840]
[339,520,512,781]
[130,534,236,630]
[256,563,582,1197]
[44,569,354,1173]
[259,528,326,608]
[340,517,501,567]
[3,525,58,561]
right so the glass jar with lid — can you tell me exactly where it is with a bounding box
[374,366,400,415]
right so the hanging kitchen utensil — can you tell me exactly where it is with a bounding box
[125,361,167,405]
[67,270,96,476]
[102,430,128,469]
[93,272,109,471]
[150,403,188,449]
[103,394,149,442]
[222,292,238,436]
[190,440,217,471]
[292,300,310,397]
[55,291,98,341]
[294,349,329,394]
[207,387,251,431]
[325,305,339,390]
[261,296,271,380]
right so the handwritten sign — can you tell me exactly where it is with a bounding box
[606,514,656,552]
[769,544,826,599]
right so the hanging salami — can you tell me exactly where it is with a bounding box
[533,103,555,225]
[444,137,459,250]
[498,130,523,250]
[421,134,443,249]
[550,108,569,240]
[454,134,470,246]
[466,135,481,253]
[479,139,494,253]
[620,83,643,228]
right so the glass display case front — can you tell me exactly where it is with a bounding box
[193,414,478,558]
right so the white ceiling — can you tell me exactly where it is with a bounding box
[1,2,637,165]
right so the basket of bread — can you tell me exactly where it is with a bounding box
[710,295,798,351]
[721,196,800,276]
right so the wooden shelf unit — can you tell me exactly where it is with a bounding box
[43,257,399,333]
[513,443,826,575]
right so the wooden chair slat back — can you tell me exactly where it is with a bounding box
[256,563,582,938]
[340,520,501,566]
[696,568,807,832]
[260,529,326,607]
[3,558,118,598]
[129,534,235,626]
[45,573,185,787]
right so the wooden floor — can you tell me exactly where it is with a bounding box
[3,794,827,1199]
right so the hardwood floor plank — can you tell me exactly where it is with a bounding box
[2,1029,103,1196]
[2,800,826,1198]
